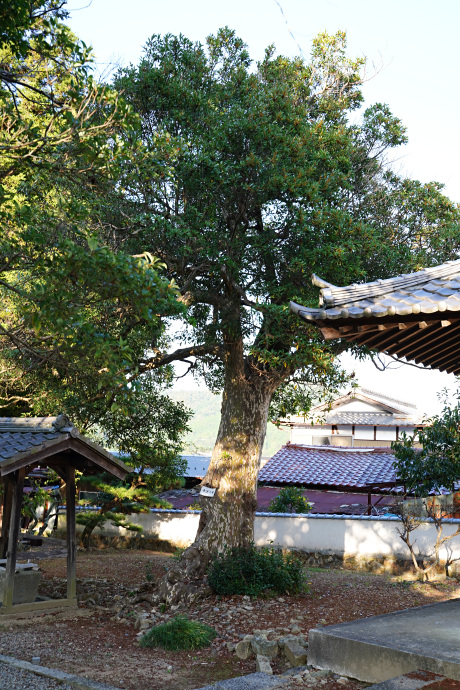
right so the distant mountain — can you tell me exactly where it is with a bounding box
[169,389,289,457]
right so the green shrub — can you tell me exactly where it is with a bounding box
[208,543,307,597]
[268,486,313,514]
[186,501,202,511]
[140,615,217,651]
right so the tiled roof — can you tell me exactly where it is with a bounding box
[0,417,130,478]
[289,261,460,375]
[291,260,460,322]
[0,417,68,461]
[259,444,398,490]
[323,412,419,426]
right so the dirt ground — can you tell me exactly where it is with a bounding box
[1,548,460,690]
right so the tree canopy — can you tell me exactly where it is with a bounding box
[0,2,190,493]
[393,394,460,497]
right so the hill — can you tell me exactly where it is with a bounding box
[169,389,289,457]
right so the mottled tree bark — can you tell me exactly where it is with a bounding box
[155,334,280,605]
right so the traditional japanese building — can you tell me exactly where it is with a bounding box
[280,388,425,448]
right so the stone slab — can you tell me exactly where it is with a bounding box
[192,671,288,689]
[368,672,445,690]
[308,599,460,683]
[0,653,123,690]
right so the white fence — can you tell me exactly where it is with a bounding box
[60,509,460,563]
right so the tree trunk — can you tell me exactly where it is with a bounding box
[155,336,278,605]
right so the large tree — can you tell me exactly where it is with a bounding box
[110,28,460,601]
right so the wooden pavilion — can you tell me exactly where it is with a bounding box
[0,415,129,617]
[290,259,460,373]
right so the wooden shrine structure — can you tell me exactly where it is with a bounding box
[290,260,460,374]
[0,415,129,617]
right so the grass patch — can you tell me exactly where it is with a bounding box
[140,615,217,651]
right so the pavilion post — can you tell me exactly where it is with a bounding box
[0,476,12,559]
[2,467,26,609]
[65,466,77,601]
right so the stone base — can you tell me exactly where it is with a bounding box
[0,569,41,605]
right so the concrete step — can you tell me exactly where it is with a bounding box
[308,599,460,683]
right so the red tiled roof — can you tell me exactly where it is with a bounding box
[259,444,398,490]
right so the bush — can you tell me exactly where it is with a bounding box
[208,543,307,597]
[268,486,313,514]
[140,615,217,651]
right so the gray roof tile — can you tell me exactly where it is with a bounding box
[291,259,460,323]
[259,445,398,489]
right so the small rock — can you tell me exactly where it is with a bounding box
[283,640,308,667]
[235,640,254,660]
[251,636,279,660]
[256,655,273,675]
[278,634,307,649]
[226,642,235,653]
[337,678,349,685]
[290,624,302,634]
[318,618,327,626]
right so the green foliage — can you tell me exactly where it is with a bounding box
[0,1,186,425]
[140,615,217,651]
[392,392,460,496]
[76,472,173,548]
[172,547,186,561]
[268,487,313,514]
[186,501,202,511]
[145,560,154,582]
[208,544,307,597]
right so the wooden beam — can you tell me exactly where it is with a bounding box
[2,468,26,610]
[0,597,77,618]
[357,324,379,334]
[0,477,12,560]
[359,323,420,350]
[437,349,460,371]
[445,362,460,375]
[410,323,460,362]
[417,339,460,368]
[352,326,401,349]
[413,322,460,357]
[65,467,77,601]
[386,323,441,357]
[320,327,342,340]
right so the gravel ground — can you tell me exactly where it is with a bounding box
[0,661,73,689]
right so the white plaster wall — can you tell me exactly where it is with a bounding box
[64,510,460,561]
[254,514,460,561]
[375,426,396,441]
[354,425,374,440]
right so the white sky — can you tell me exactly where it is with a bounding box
[68,0,460,415]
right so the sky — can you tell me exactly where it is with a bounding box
[67,0,460,415]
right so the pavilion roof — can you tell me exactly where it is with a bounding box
[0,416,130,479]
[290,260,460,375]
